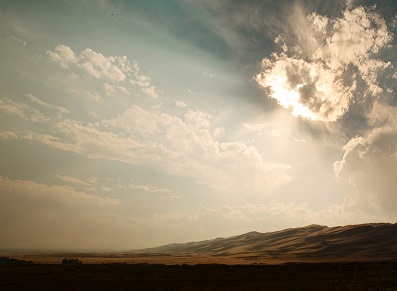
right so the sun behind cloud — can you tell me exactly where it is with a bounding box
[256,69,318,120]
[256,6,392,122]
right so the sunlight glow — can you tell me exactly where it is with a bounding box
[268,76,318,120]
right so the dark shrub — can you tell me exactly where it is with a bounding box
[0,256,34,265]
[61,258,82,265]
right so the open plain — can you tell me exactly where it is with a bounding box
[2,262,397,290]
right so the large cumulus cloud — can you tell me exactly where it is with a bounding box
[255,5,393,122]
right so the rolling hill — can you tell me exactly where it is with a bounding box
[133,223,397,263]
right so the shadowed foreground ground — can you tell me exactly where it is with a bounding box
[1,262,397,290]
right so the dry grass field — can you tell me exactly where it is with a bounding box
[1,261,397,290]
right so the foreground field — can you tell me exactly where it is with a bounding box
[1,262,397,290]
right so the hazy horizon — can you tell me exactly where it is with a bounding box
[1,0,397,251]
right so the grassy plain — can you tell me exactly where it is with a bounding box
[1,261,397,290]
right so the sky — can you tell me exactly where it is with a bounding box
[1,0,397,251]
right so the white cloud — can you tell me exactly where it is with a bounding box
[46,44,78,68]
[47,44,158,98]
[79,48,126,82]
[327,7,391,64]
[256,6,393,122]
[256,56,353,121]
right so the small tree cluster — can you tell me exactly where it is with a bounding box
[61,258,82,265]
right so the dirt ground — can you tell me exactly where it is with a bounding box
[1,261,397,290]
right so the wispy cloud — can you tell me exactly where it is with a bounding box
[0,176,119,207]
[0,97,49,122]
[70,89,102,102]
[27,94,69,114]
[129,183,181,200]
[7,34,27,46]
[54,175,90,186]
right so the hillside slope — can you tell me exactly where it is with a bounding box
[133,223,397,262]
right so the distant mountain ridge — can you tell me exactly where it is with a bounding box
[134,223,397,262]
